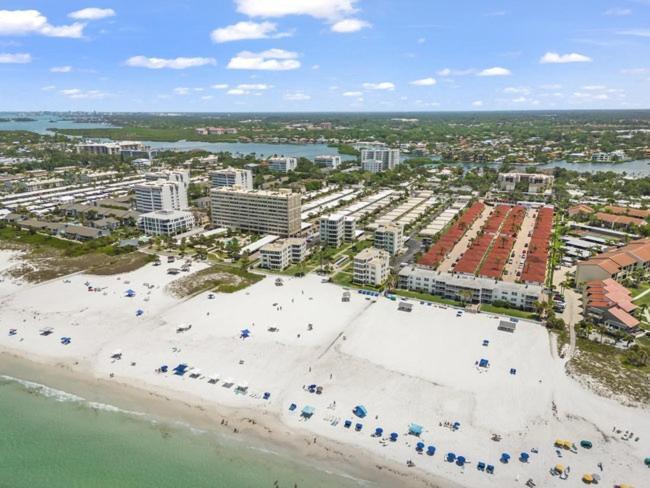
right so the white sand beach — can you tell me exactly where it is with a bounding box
[1,251,648,488]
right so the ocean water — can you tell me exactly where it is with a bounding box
[0,375,366,488]
[0,113,116,135]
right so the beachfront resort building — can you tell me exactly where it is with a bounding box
[209,167,253,190]
[353,248,391,286]
[135,170,190,214]
[210,187,301,237]
[576,238,650,284]
[314,155,341,169]
[398,266,543,310]
[137,210,195,236]
[361,148,400,171]
[374,223,404,256]
[267,157,298,173]
[259,238,307,271]
[497,172,554,195]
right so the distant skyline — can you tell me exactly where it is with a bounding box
[0,0,649,112]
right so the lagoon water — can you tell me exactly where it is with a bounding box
[0,113,116,135]
[0,375,364,488]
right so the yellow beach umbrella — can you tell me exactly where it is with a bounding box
[555,464,565,473]
[582,473,593,483]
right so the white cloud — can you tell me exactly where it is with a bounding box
[343,91,362,96]
[472,100,484,107]
[620,67,649,75]
[539,83,562,89]
[60,88,108,99]
[331,18,370,33]
[581,85,606,91]
[201,95,213,100]
[41,85,56,91]
[539,52,592,64]
[68,8,116,20]
[417,37,426,44]
[437,67,475,77]
[362,81,395,90]
[410,77,437,86]
[238,83,272,90]
[284,91,311,101]
[235,0,358,20]
[125,55,216,69]
[503,86,529,94]
[227,49,300,70]
[477,66,511,76]
[227,83,273,96]
[210,21,288,43]
[512,96,527,103]
[618,29,650,37]
[211,83,229,89]
[173,87,190,95]
[604,8,631,16]
[0,52,30,63]
[0,9,85,38]
[50,65,72,73]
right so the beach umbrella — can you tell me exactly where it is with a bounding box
[446,452,456,463]
[263,392,271,400]
[374,427,383,437]
[353,405,368,418]
[555,464,565,474]
[416,442,425,452]
[355,423,363,432]
[582,473,593,483]
[500,453,510,463]
[426,446,436,456]
[645,457,650,466]
[457,456,466,466]
[408,423,423,436]
[344,420,352,428]
[390,432,398,442]
[520,452,530,462]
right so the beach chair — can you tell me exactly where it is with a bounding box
[344,420,352,428]
[477,462,486,471]
[486,465,494,474]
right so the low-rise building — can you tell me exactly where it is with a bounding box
[361,159,384,173]
[353,248,390,286]
[137,210,195,236]
[583,278,640,333]
[398,266,543,310]
[259,238,307,270]
[576,238,650,284]
[374,222,404,256]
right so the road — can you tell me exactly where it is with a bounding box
[553,265,581,358]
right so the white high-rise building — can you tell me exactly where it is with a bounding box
[314,155,341,169]
[362,160,384,173]
[267,157,298,173]
[136,170,189,213]
[138,210,195,236]
[361,149,400,171]
[209,167,253,190]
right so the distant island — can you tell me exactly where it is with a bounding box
[0,117,37,123]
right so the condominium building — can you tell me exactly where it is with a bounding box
[398,266,543,310]
[209,167,253,190]
[361,160,384,173]
[267,157,298,173]
[374,222,404,256]
[344,216,357,242]
[361,148,400,171]
[135,170,190,213]
[75,141,145,156]
[353,248,391,286]
[134,180,188,213]
[320,213,345,247]
[497,172,554,194]
[259,238,307,270]
[210,187,301,236]
[576,238,650,284]
[137,210,195,236]
[314,155,341,169]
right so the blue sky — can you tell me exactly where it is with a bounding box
[0,0,649,111]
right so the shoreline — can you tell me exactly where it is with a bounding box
[0,348,458,488]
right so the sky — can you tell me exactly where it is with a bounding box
[0,0,649,112]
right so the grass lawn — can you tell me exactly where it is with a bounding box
[628,283,650,305]
[480,304,538,320]
[166,263,263,297]
[392,289,462,307]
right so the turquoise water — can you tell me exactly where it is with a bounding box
[0,113,116,135]
[0,375,365,488]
